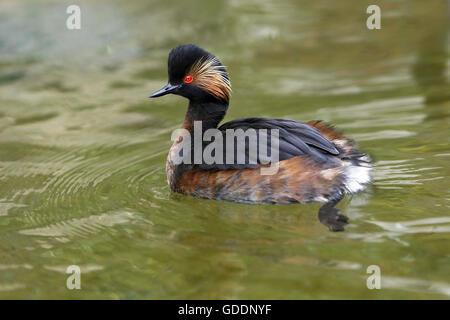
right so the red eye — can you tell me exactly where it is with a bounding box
[184,75,193,83]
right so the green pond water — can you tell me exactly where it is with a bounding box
[0,0,449,299]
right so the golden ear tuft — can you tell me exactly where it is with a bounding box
[188,57,231,101]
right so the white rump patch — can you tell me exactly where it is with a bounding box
[343,160,372,194]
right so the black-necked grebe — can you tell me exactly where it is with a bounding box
[150,44,372,231]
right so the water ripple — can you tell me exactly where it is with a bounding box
[19,211,135,241]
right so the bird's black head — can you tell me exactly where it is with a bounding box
[149,44,231,103]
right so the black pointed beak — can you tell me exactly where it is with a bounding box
[149,83,181,98]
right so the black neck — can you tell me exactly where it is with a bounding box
[183,100,228,131]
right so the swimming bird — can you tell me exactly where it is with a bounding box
[149,44,372,231]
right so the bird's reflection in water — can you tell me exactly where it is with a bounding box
[318,197,349,232]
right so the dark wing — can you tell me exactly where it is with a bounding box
[193,117,340,170]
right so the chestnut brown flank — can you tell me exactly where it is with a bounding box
[307,121,344,140]
[174,156,345,204]
[307,120,357,155]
